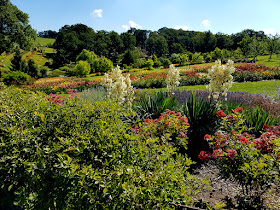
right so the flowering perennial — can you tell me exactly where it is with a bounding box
[206,60,235,100]
[199,106,280,197]
[102,65,134,104]
[166,64,180,92]
[132,109,190,150]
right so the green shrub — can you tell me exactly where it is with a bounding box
[133,109,190,152]
[145,58,154,70]
[75,60,91,77]
[39,66,49,77]
[2,71,30,85]
[93,57,113,74]
[0,88,201,209]
[48,69,65,77]
[201,109,280,207]
[162,58,172,68]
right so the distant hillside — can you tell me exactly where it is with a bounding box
[0,37,55,71]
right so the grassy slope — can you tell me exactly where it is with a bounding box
[0,37,55,71]
[36,37,55,46]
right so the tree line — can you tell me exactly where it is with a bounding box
[1,0,280,78]
[51,24,280,68]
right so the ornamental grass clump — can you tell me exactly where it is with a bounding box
[102,65,134,104]
[166,64,180,92]
[207,60,235,101]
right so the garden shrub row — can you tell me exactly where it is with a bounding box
[0,88,202,209]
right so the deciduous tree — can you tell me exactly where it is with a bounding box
[0,0,36,53]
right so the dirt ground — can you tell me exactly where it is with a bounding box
[189,161,280,210]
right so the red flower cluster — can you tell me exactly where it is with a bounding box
[226,149,237,158]
[233,133,251,145]
[204,134,211,140]
[254,131,276,153]
[212,149,223,159]
[131,109,190,144]
[234,107,243,112]
[214,131,228,149]
[216,110,226,117]
[198,151,211,161]
[226,114,237,123]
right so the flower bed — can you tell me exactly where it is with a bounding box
[23,78,101,94]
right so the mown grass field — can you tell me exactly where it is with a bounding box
[155,80,280,98]
[255,54,280,67]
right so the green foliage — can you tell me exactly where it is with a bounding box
[79,86,107,103]
[133,91,178,120]
[2,70,30,85]
[203,110,280,205]
[75,60,91,77]
[238,35,253,58]
[76,49,97,63]
[39,66,49,77]
[243,106,278,136]
[53,24,96,66]
[48,69,65,77]
[191,52,203,64]
[93,57,113,74]
[170,53,181,64]
[152,54,162,67]
[180,91,219,159]
[9,50,26,72]
[0,0,36,53]
[0,88,201,209]
[122,50,135,66]
[146,32,168,57]
[25,59,38,78]
[145,58,154,70]
[162,58,172,68]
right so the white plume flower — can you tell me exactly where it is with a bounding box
[101,65,135,104]
[166,64,180,92]
[206,60,235,101]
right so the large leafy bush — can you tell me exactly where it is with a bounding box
[0,88,201,209]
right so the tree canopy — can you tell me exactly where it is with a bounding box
[0,0,36,53]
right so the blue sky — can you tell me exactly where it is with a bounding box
[11,0,280,35]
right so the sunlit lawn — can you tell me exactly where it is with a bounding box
[255,54,280,67]
[158,80,280,97]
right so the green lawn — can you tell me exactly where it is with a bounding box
[254,54,280,67]
[166,80,280,97]
[36,37,55,46]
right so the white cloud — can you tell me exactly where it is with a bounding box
[122,21,142,30]
[262,28,276,35]
[90,9,103,18]
[174,25,189,31]
[202,19,211,28]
